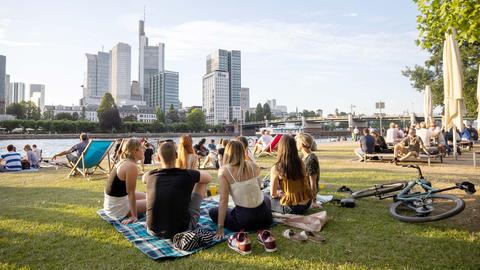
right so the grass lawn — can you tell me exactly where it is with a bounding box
[1,143,479,270]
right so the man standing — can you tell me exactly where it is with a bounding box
[145,141,212,238]
[354,128,375,161]
[0,145,22,172]
[52,133,89,165]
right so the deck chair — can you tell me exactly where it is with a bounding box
[109,139,125,171]
[68,139,115,178]
[256,134,283,157]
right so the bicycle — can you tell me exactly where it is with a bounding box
[351,164,476,223]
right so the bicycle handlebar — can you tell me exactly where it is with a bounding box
[400,164,423,179]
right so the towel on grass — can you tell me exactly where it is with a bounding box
[97,198,234,260]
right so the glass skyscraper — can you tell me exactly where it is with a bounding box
[0,55,6,113]
[150,71,179,112]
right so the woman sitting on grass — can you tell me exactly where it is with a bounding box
[103,138,146,224]
[176,134,199,170]
[209,141,273,244]
[236,136,256,162]
[295,133,320,208]
[269,135,314,214]
[23,144,39,169]
[217,139,229,167]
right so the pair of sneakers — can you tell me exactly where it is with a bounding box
[227,230,277,255]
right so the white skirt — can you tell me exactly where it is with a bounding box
[103,193,129,220]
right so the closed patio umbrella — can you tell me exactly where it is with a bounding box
[424,85,433,126]
[443,28,466,159]
[477,65,480,126]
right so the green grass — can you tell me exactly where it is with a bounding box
[1,143,479,270]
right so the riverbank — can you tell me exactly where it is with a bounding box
[0,132,231,140]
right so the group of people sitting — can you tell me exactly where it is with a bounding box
[102,132,320,254]
[0,144,42,172]
[354,121,479,162]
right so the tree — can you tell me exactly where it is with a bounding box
[71,112,80,121]
[80,106,86,120]
[97,93,121,131]
[6,103,26,119]
[255,103,264,121]
[123,115,137,122]
[186,108,206,132]
[166,104,179,124]
[23,101,41,120]
[245,111,250,122]
[43,110,54,120]
[55,112,74,120]
[263,103,272,120]
[155,106,165,123]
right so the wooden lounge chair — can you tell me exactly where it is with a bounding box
[68,139,115,178]
[363,153,443,166]
[256,134,283,158]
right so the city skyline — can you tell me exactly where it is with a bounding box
[1,1,429,114]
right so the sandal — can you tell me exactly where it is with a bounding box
[282,229,307,242]
[300,231,326,244]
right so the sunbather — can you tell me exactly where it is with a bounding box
[209,141,273,248]
[103,138,146,224]
[144,140,212,239]
[392,128,430,162]
[23,144,39,169]
[296,133,320,208]
[253,130,273,155]
[52,133,89,165]
[0,144,22,172]
[269,135,314,215]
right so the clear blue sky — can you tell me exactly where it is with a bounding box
[0,0,429,115]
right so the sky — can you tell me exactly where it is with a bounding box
[0,0,430,115]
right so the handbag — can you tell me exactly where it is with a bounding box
[172,228,215,251]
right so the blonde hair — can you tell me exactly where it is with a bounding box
[296,133,314,150]
[389,122,395,128]
[223,140,250,178]
[121,138,141,160]
[176,134,194,169]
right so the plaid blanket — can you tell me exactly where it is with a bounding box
[97,198,233,260]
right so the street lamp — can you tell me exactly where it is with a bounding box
[375,101,385,135]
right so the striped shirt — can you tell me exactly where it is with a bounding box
[1,152,22,171]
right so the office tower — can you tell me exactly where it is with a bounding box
[131,80,142,100]
[150,71,179,112]
[82,51,111,105]
[29,84,45,111]
[240,87,250,122]
[111,42,131,103]
[4,74,10,107]
[11,82,25,103]
[205,49,241,122]
[203,71,229,125]
[0,55,5,113]
[138,20,165,104]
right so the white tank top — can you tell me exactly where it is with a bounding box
[225,165,264,208]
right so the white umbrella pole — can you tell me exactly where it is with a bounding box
[453,128,458,160]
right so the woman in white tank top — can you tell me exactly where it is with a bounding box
[209,141,273,239]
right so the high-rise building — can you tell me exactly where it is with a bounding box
[29,84,45,111]
[0,55,6,113]
[240,87,250,122]
[205,49,241,122]
[4,74,10,107]
[150,71,179,112]
[131,80,142,100]
[203,71,229,125]
[138,20,165,104]
[11,82,25,104]
[81,51,110,105]
[111,43,131,104]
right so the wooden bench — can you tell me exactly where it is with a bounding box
[473,151,480,168]
[363,153,443,166]
[459,141,473,151]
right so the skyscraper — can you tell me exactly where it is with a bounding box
[205,49,241,122]
[240,87,250,122]
[150,71,179,112]
[138,20,165,104]
[29,84,45,111]
[4,74,10,107]
[11,82,25,104]
[203,71,229,125]
[82,51,110,105]
[111,42,131,104]
[0,55,6,113]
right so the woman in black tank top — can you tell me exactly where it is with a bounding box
[103,138,147,224]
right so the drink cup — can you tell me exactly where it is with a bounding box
[209,185,218,196]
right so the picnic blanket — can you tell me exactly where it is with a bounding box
[97,199,234,260]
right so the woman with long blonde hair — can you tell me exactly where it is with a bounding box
[176,134,198,170]
[210,140,274,253]
[270,135,313,214]
[103,138,146,224]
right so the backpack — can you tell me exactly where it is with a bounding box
[21,160,31,170]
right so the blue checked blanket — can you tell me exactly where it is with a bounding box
[97,198,234,260]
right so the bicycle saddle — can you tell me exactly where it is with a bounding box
[457,182,476,194]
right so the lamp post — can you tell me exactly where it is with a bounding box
[375,101,385,135]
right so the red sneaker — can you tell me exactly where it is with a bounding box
[257,230,277,252]
[227,231,252,255]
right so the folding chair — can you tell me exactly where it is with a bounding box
[256,134,283,158]
[68,139,115,178]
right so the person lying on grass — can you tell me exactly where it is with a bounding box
[269,135,315,214]
[143,140,212,239]
[209,140,273,239]
[103,138,147,224]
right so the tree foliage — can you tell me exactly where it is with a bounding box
[255,103,264,121]
[166,104,179,124]
[263,103,272,120]
[186,108,206,132]
[97,93,121,131]
[6,101,41,120]
[155,107,165,123]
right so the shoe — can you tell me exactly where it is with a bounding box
[257,230,277,252]
[227,231,252,255]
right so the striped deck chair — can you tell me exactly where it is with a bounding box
[256,134,283,157]
[68,139,115,178]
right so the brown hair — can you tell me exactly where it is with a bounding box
[236,136,249,149]
[176,134,194,169]
[223,140,250,178]
[121,138,141,160]
[24,144,32,151]
[275,135,305,181]
[159,141,176,164]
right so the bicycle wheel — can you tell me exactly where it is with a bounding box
[351,182,407,199]
[389,194,465,223]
